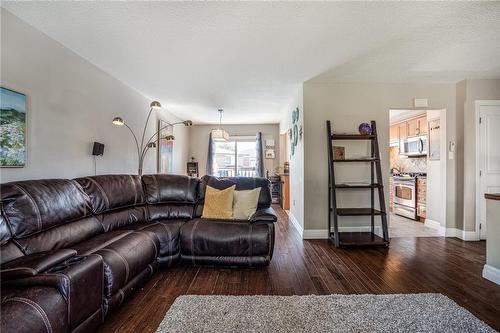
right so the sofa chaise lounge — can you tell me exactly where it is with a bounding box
[0,174,276,333]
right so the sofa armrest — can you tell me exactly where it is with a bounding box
[1,249,77,280]
[4,254,104,331]
[250,207,277,223]
[1,284,70,333]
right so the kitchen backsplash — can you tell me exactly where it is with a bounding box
[390,146,427,173]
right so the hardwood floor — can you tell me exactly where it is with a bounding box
[100,205,500,332]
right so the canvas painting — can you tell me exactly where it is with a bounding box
[157,119,174,173]
[0,87,26,167]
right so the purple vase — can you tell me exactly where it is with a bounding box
[358,123,372,135]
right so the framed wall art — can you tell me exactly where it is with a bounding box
[1,87,26,167]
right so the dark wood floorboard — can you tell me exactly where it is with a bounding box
[99,205,500,332]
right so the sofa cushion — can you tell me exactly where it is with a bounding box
[120,219,184,257]
[0,214,12,246]
[71,230,159,298]
[201,185,235,219]
[142,174,198,204]
[99,206,148,232]
[233,188,261,220]
[1,179,92,238]
[147,204,194,221]
[74,175,144,214]
[14,216,103,256]
[196,176,272,217]
[180,218,273,257]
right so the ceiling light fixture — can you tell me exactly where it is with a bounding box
[211,108,229,142]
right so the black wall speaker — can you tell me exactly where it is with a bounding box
[92,142,104,156]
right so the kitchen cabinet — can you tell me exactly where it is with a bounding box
[393,115,428,144]
[417,177,427,220]
[407,116,428,137]
[417,116,428,135]
[281,175,290,210]
[398,122,407,141]
[389,125,399,146]
[407,118,419,137]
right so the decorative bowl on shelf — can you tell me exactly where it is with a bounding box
[358,123,372,135]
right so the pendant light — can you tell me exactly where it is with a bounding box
[211,108,230,142]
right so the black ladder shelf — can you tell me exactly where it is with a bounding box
[326,120,390,248]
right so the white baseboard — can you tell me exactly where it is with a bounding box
[424,219,446,236]
[301,225,478,241]
[445,228,479,241]
[483,264,500,285]
[461,230,480,241]
[288,212,303,237]
[303,229,328,239]
[424,218,440,229]
[302,226,383,240]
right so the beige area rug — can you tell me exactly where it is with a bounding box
[156,294,495,333]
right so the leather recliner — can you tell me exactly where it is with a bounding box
[0,174,277,333]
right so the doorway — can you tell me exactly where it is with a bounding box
[476,100,500,240]
[388,109,447,237]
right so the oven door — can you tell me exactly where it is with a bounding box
[394,203,416,219]
[394,181,415,207]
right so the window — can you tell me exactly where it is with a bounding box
[213,138,257,177]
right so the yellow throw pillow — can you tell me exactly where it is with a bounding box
[233,188,261,220]
[202,185,236,219]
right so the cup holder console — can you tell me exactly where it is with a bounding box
[64,255,87,265]
[47,264,69,273]
[46,256,88,274]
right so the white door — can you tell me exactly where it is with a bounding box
[477,102,500,240]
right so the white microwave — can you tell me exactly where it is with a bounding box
[401,136,427,156]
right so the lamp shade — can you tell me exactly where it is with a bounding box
[112,117,124,125]
[150,101,161,109]
[211,128,229,142]
[164,135,175,141]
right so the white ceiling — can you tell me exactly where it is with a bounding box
[2,2,500,124]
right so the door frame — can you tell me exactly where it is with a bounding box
[475,100,500,240]
[388,109,447,237]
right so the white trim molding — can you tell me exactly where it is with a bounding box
[287,212,303,237]
[445,228,479,241]
[483,264,500,285]
[303,229,328,239]
[302,225,478,240]
[475,100,500,241]
[424,219,446,236]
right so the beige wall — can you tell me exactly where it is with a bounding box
[302,82,458,232]
[188,124,280,176]
[461,79,500,231]
[1,9,189,182]
[279,85,304,229]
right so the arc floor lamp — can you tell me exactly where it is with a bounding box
[112,101,192,175]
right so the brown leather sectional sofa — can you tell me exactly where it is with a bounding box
[0,174,276,333]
